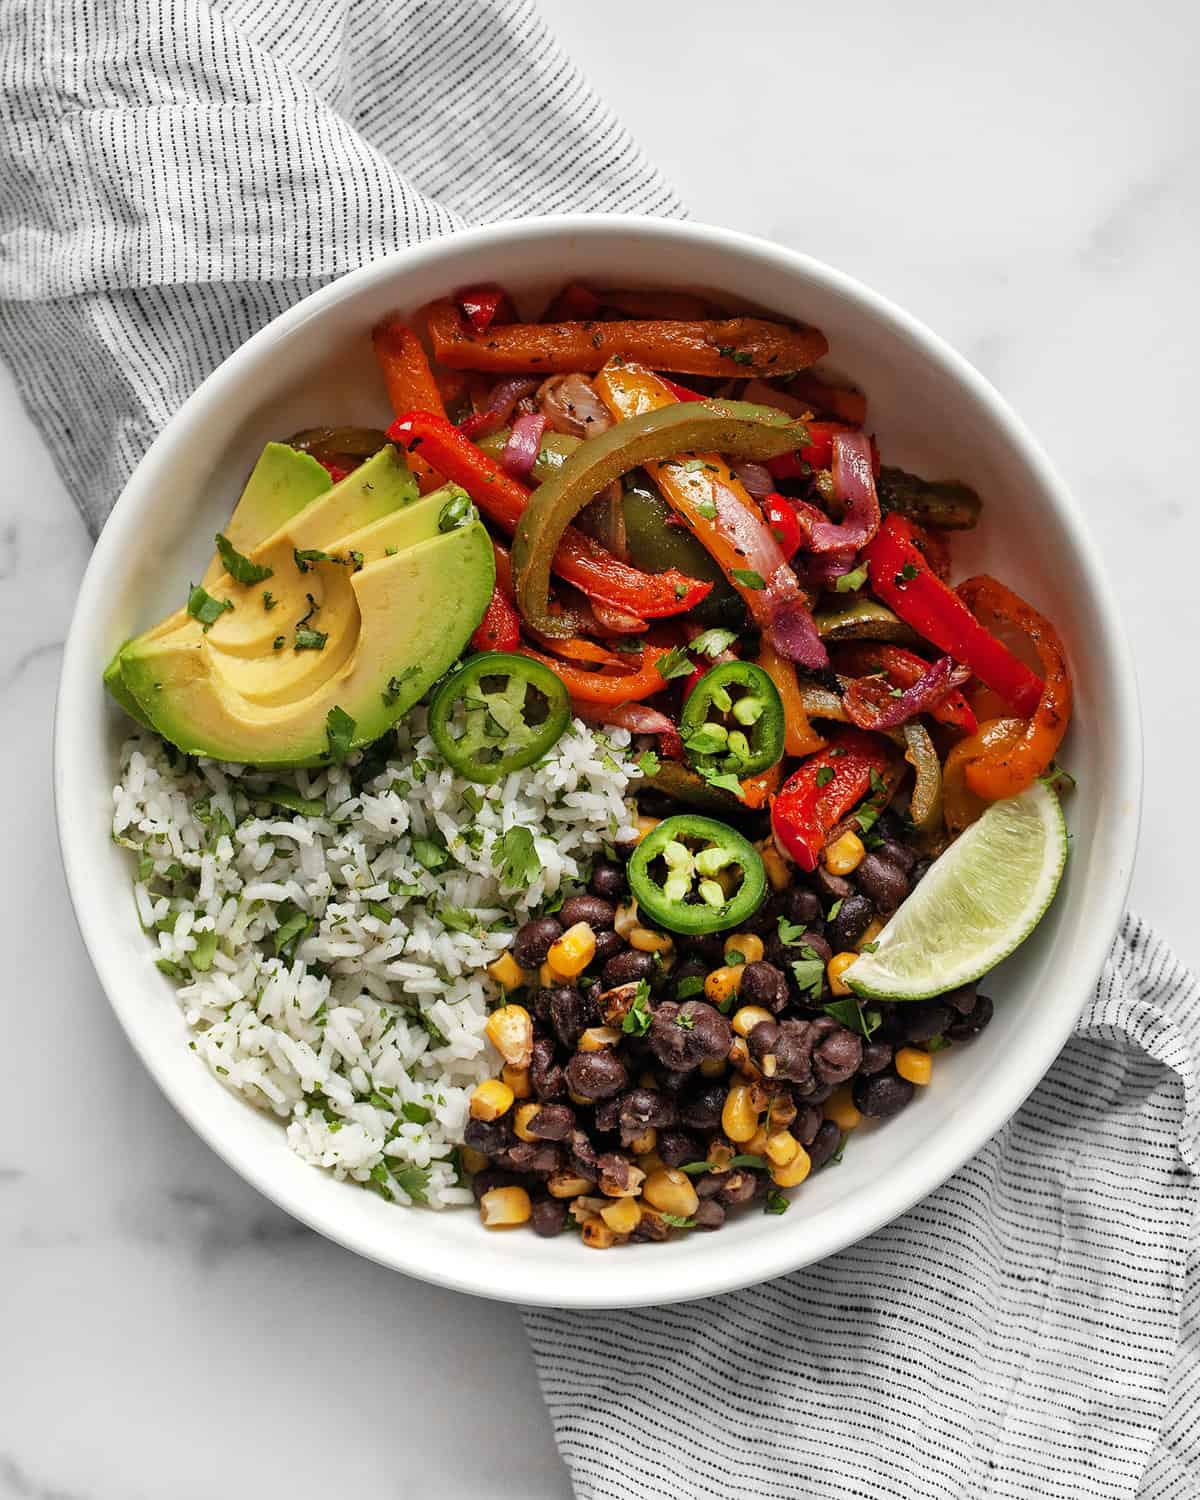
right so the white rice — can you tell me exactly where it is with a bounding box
[111,711,643,1209]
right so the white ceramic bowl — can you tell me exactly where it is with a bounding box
[55,217,1141,1308]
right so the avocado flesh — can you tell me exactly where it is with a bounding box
[119,521,495,767]
[104,443,335,725]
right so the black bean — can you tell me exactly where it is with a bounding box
[677,933,726,967]
[745,891,785,935]
[680,1082,726,1133]
[946,992,994,1040]
[815,865,853,902]
[807,1119,842,1170]
[565,1049,627,1101]
[657,1128,701,1167]
[695,1171,724,1199]
[512,916,563,970]
[591,929,624,968]
[856,853,909,913]
[747,1018,780,1066]
[694,1199,726,1231]
[528,1102,575,1140]
[852,1071,914,1118]
[793,1104,821,1146]
[670,956,708,1000]
[813,1026,862,1085]
[529,1036,566,1100]
[498,1141,561,1175]
[464,1117,513,1155]
[589,861,627,901]
[593,1094,622,1132]
[633,1209,670,1242]
[597,1152,639,1195]
[875,838,916,874]
[909,859,931,887]
[568,1129,601,1176]
[531,1196,568,1237]
[783,887,824,926]
[943,983,978,1016]
[560,894,616,930]
[859,1039,893,1075]
[647,1000,731,1072]
[738,960,789,1013]
[901,1002,951,1044]
[471,1167,522,1201]
[548,987,599,1051]
[770,1018,816,1083]
[602,949,654,989]
[828,893,874,951]
[717,1170,758,1207]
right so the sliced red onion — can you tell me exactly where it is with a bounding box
[590,594,646,634]
[844,655,970,730]
[795,431,881,554]
[573,701,684,760]
[767,597,829,670]
[803,547,859,588]
[732,460,773,500]
[537,373,612,437]
[458,376,540,440]
[501,412,547,480]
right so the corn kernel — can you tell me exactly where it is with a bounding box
[636,1150,666,1176]
[856,917,886,952]
[765,1129,800,1167]
[628,1126,657,1155]
[501,1063,531,1100]
[765,1092,797,1132]
[486,951,528,991]
[485,1003,533,1067]
[699,1055,728,1078]
[760,840,791,891]
[460,1145,488,1175]
[599,1160,645,1198]
[770,1143,812,1188]
[827,952,859,997]
[570,1195,607,1221]
[642,1168,700,1218]
[824,1085,863,1130]
[706,1142,734,1174]
[468,1078,514,1121]
[895,1047,933,1086]
[581,1216,617,1249]
[539,961,556,988]
[578,1025,622,1052]
[728,1035,761,1078]
[704,964,744,1007]
[722,1082,760,1143]
[547,922,597,979]
[614,902,640,938]
[824,829,865,876]
[600,1196,642,1235]
[746,1125,769,1157]
[632,815,660,845]
[547,1170,595,1198]
[513,1102,541,1142]
[732,1004,773,1037]
[479,1185,531,1228]
[724,932,764,965]
[629,926,674,955]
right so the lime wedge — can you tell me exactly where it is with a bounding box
[847,781,1067,1001]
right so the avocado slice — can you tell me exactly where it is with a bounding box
[119,520,495,767]
[105,443,335,724]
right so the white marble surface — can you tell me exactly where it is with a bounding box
[2,1,1196,1494]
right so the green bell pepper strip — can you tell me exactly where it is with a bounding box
[428,651,570,785]
[679,663,785,778]
[813,596,917,643]
[477,426,581,484]
[622,478,743,627]
[628,814,767,935]
[512,399,811,637]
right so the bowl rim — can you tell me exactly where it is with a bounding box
[54,214,1142,1307]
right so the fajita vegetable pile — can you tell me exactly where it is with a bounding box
[106,281,1073,1246]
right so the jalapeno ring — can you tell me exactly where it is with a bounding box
[679,662,785,778]
[428,651,571,785]
[628,814,767,935]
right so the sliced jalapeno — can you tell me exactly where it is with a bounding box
[628,815,766,935]
[679,663,784,778]
[428,651,570,785]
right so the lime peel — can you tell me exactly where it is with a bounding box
[846,781,1067,1002]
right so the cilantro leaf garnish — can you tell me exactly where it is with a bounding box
[689,627,737,658]
[621,979,653,1037]
[324,705,356,763]
[494,825,540,888]
[294,627,328,651]
[382,666,421,707]
[823,995,882,1039]
[815,765,835,788]
[654,646,695,681]
[186,583,233,630]
[790,952,825,1002]
[731,568,766,590]
[215,532,273,585]
[636,749,661,778]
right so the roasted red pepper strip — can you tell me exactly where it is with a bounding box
[954,576,1072,800]
[659,376,706,403]
[455,285,513,334]
[771,728,896,872]
[763,493,802,559]
[832,642,978,733]
[471,587,521,653]
[864,514,1043,717]
[388,411,711,620]
[767,422,881,480]
[517,643,669,705]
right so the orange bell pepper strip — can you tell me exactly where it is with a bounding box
[942,717,1025,831]
[372,320,445,494]
[516,643,669,705]
[425,299,828,378]
[739,762,782,811]
[757,638,826,757]
[954,577,1073,800]
[387,411,709,620]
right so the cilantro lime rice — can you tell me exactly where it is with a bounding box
[112,713,641,1209]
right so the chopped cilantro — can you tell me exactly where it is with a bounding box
[689,627,737,658]
[412,835,448,871]
[621,980,654,1037]
[215,532,273,585]
[827,898,844,920]
[190,929,218,971]
[815,765,835,788]
[823,996,881,1039]
[764,1189,790,1214]
[834,565,869,593]
[382,666,421,707]
[273,904,313,958]
[926,1035,952,1053]
[439,906,478,934]
[777,916,809,946]
[725,948,746,966]
[400,1101,433,1124]
[636,749,661,778]
[367,900,393,923]
[654,646,695,681]
[294,626,328,651]
[790,953,825,1002]
[868,769,888,797]
[186,583,233,630]
[694,496,718,521]
[324,705,356,762]
[675,974,704,1000]
[391,1163,431,1203]
[294,547,349,573]
[730,568,766,590]
[674,1011,696,1031]
[264,785,326,817]
[661,1214,696,1228]
[698,766,746,799]
[272,635,285,650]
[494,825,540,888]
[437,492,474,532]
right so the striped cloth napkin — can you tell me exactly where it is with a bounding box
[3,6,1196,1496]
